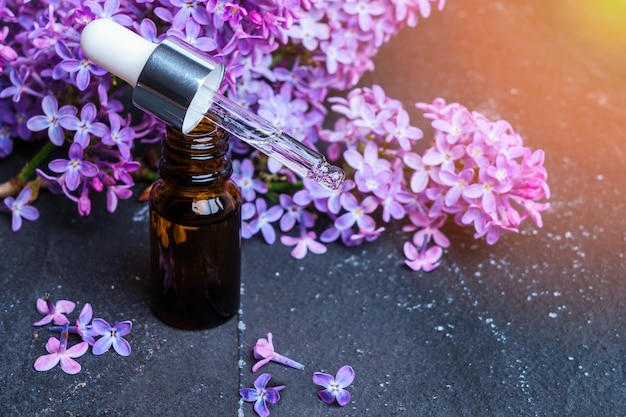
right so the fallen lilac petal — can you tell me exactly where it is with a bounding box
[76,303,97,345]
[252,333,304,372]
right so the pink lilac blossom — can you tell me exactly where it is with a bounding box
[252,332,305,372]
[33,293,75,326]
[280,230,327,259]
[310,87,550,271]
[403,237,443,272]
[33,323,89,375]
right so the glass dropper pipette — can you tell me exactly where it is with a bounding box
[80,19,345,190]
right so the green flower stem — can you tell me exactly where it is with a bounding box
[144,171,159,182]
[17,141,57,183]
[0,141,56,198]
[268,180,302,193]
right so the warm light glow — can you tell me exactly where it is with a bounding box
[563,0,626,51]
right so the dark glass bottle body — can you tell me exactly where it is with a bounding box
[149,120,241,330]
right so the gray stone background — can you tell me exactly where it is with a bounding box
[2,0,626,415]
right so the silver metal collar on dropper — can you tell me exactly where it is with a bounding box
[133,37,225,134]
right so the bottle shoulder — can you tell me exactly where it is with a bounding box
[150,179,241,225]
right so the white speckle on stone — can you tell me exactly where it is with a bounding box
[549,312,558,319]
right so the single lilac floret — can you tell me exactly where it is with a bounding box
[240,373,285,417]
[313,365,355,407]
[48,142,99,191]
[33,323,89,375]
[25,95,76,146]
[91,318,132,356]
[49,304,97,345]
[403,238,443,272]
[280,231,326,259]
[3,186,39,231]
[252,332,304,372]
[33,293,75,326]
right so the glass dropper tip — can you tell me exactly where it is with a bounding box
[307,161,345,191]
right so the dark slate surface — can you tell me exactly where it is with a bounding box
[2,0,626,415]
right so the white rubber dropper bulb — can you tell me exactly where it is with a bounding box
[80,19,156,87]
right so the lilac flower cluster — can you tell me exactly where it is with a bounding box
[0,1,164,221]
[241,333,354,416]
[309,89,550,271]
[0,1,549,272]
[33,293,132,374]
[242,85,549,271]
[0,0,444,229]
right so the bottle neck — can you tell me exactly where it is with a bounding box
[159,119,231,185]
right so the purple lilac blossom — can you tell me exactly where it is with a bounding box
[278,194,314,232]
[101,114,136,160]
[62,102,108,148]
[0,126,13,157]
[58,47,108,91]
[25,95,76,146]
[233,158,268,202]
[75,303,98,345]
[1,0,440,228]
[245,198,284,244]
[239,373,285,417]
[91,318,132,356]
[3,185,39,231]
[48,142,99,192]
[312,365,355,407]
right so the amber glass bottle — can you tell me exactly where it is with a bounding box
[149,119,241,330]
